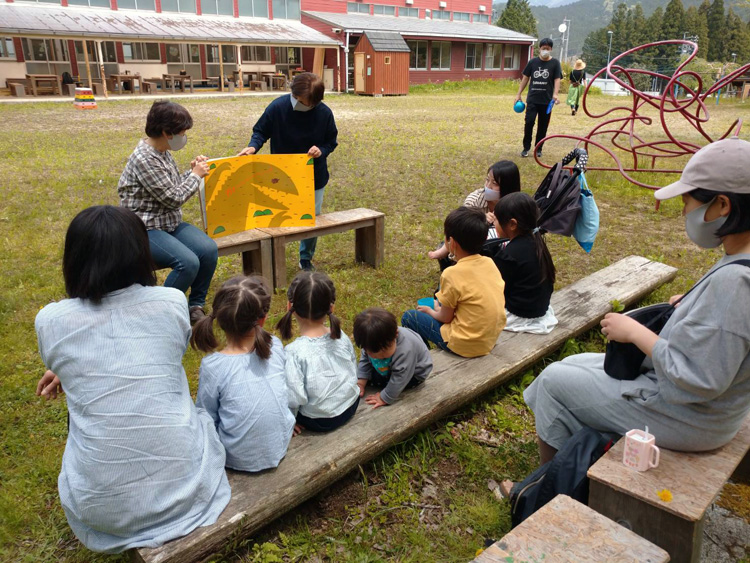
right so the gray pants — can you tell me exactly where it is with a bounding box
[524,353,733,452]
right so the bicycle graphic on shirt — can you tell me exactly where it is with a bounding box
[533,68,550,79]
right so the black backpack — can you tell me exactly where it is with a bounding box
[533,149,588,237]
[509,426,615,528]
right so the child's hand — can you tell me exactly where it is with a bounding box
[365,392,388,409]
[669,294,684,307]
[357,379,367,397]
[292,424,304,437]
[486,212,496,225]
[427,250,439,259]
[600,312,641,343]
[36,370,63,400]
[417,305,434,316]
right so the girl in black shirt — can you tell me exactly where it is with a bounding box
[492,192,558,334]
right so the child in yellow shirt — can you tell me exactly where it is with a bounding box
[402,206,506,358]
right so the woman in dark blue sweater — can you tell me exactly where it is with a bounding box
[238,73,338,271]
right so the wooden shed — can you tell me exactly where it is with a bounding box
[353,31,410,96]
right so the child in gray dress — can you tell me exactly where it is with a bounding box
[192,275,295,472]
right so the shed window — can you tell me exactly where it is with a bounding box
[407,40,427,70]
[384,56,391,64]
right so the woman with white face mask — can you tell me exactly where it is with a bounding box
[519,137,750,474]
[427,160,521,267]
[118,101,217,325]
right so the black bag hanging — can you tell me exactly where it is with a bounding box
[604,259,750,381]
[533,148,588,237]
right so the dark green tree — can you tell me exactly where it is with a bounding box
[497,0,538,38]
[707,0,726,61]
[581,27,610,72]
[660,0,685,41]
[723,9,750,62]
[698,0,712,56]
[683,6,709,57]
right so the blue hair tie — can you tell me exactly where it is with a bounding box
[532,227,541,234]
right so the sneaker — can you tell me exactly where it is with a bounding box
[189,306,206,325]
[298,259,315,271]
[521,150,529,158]
[536,150,543,158]
[572,109,577,116]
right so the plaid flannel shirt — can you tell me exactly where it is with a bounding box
[118,140,200,232]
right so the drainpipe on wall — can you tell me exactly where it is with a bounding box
[344,31,350,93]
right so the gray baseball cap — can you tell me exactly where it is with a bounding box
[654,136,750,200]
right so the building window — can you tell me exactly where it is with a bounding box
[504,44,520,70]
[407,40,427,70]
[273,0,301,19]
[241,45,271,62]
[465,42,483,69]
[117,0,156,10]
[122,42,161,62]
[400,7,419,17]
[238,0,268,17]
[485,44,502,69]
[347,2,371,13]
[475,13,489,23]
[201,0,233,15]
[15,0,60,3]
[68,0,112,7]
[167,44,201,63]
[384,56,391,64]
[373,4,396,15]
[430,41,450,70]
[453,11,470,21]
[432,9,450,20]
[274,46,301,65]
[22,39,69,62]
[160,0,197,12]
[0,38,16,60]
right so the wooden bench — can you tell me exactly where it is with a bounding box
[215,228,273,282]
[588,416,750,563]
[259,208,384,288]
[142,81,157,94]
[8,82,26,97]
[133,255,677,563]
[249,80,267,91]
[473,494,670,562]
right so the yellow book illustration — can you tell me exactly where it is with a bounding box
[203,154,316,239]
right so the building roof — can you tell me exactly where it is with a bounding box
[364,31,411,52]
[0,4,340,47]
[303,12,536,42]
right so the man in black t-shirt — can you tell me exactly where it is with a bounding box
[515,38,563,158]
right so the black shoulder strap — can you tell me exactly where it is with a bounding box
[673,259,750,308]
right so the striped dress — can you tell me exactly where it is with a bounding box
[35,285,230,553]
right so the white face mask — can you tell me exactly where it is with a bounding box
[540,49,551,60]
[167,133,187,151]
[484,186,501,201]
[685,199,727,248]
[292,95,313,112]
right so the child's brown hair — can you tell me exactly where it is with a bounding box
[275,271,341,340]
[191,275,273,359]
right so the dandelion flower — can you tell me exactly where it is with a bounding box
[657,489,673,502]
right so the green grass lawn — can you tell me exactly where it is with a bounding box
[0,82,747,562]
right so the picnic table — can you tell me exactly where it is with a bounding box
[161,74,194,94]
[109,73,142,95]
[232,70,260,86]
[261,72,286,90]
[25,74,62,96]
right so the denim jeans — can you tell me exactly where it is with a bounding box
[299,188,325,262]
[401,309,450,351]
[148,222,218,308]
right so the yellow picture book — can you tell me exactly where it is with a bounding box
[202,154,316,239]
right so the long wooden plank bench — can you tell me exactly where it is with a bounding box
[588,416,750,563]
[134,255,677,563]
[258,207,385,288]
[472,494,670,562]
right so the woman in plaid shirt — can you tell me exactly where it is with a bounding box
[118,101,215,324]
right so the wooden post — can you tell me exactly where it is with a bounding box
[312,47,324,78]
[218,44,225,93]
[236,45,243,93]
[82,40,93,88]
[95,40,108,98]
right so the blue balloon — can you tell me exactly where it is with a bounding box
[514,100,526,113]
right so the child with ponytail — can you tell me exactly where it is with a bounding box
[276,271,360,433]
[191,275,295,472]
[492,192,559,334]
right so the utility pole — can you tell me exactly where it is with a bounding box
[606,30,614,70]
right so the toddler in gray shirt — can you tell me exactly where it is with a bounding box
[353,308,433,408]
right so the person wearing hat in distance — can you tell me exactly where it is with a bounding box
[237,73,338,272]
[495,137,750,495]
[567,59,586,116]
[514,38,563,159]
